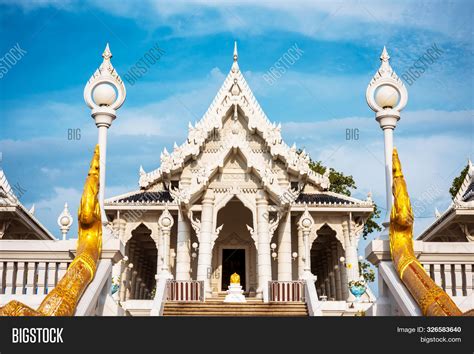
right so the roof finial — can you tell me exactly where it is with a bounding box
[233,41,238,62]
[102,43,112,61]
[380,46,390,62]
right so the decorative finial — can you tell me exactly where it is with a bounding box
[380,46,390,62]
[434,207,441,218]
[57,202,73,240]
[139,165,145,176]
[102,43,112,61]
[468,158,473,170]
[233,41,238,62]
[29,204,35,215]
[367,191,373,202]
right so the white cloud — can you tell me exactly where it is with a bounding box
[5,0,472,42]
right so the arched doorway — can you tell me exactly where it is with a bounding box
[311,225,346,301]
[124,224,157,300]
[211,197,257,295]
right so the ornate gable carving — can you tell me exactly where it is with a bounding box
[139,44,330,204]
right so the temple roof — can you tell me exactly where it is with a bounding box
[106,189,372,208]
[295,192,371,206]
[137,43,330,195]
[108,190,174,204]
[0,169,55,240]
[454,159,474,203]
[418,159,474,241]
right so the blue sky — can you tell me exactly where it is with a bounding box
[0,0,472,250]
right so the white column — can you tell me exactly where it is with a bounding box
[197,189,215,297]
[25,262,36,295]
[298,207,315,281]
[256,190,272,302]
[297,227,305,278]
[175,209,191,280]
[158,208,174,279]
[343,220,359,301]
[15,262,26,295]
[277,211,292,281]
[332,243,342,300]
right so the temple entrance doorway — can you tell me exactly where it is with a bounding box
[221,248,246,290]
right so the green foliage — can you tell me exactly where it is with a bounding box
[359,261,375,283]
[302,150,382,239]
[362,203,382,239]
[449,164,469,199]
[308,159,356,197]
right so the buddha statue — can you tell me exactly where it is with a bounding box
[230,272,240,285]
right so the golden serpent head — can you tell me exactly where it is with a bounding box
[78,145,101,227]
[390,148,413,228]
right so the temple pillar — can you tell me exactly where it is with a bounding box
[343,219,359,301]
[256,190,272,302]
[332,242,342,300]
[338,244,349,300]
[197,189,215,297]
[157,207,174,279]
[298,207,315,282]
[297,227,304,278]
[327,248,336,300]
[175,208,191,280]
[277,211,292,281]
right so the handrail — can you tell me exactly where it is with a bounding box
[75,259,112,316]
[304,279,323,316]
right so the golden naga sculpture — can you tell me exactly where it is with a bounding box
[390,148,473,316]
[230,272,240,285]
[0,145,102,316]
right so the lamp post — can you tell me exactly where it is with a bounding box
[84,43,126,223]
[366,47,408,238]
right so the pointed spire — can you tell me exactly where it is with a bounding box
[29,204,35,215]
[468,158,473,170]
[233,41,238,62]
[139,165,145,176]
[102,43,112,61]
[380,46,390,62]
[435,207,441,218]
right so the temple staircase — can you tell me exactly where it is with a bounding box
[163,296,308,317]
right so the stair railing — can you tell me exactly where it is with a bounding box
[304,279,323,316]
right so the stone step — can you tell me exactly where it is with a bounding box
[164,304,307,309]
[164,304,307,308]
[163,312,308,317]
[163,300,308,317]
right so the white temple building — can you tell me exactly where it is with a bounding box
[0,44,472,317]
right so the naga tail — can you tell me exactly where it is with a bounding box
[389,148,466,316]
[0,145,102,316]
